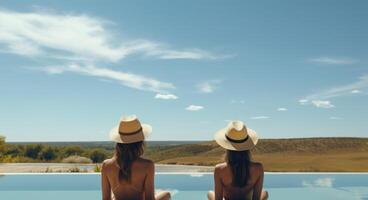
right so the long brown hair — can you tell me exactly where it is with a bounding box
[225,150,251,187]
[114,141,144,182]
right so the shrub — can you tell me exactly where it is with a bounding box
[0,155,35,163]
[94,164,101,172]
[88,148,109,163]
[24,144,43,159]
[62,156,92,164]
[5,145,24,157]
[38,146,57,161]
[0,136,5,157]
[62,146,83,157]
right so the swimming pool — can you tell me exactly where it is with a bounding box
[0,173,367,200]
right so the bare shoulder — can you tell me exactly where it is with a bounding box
[215,162,227,169]
[250,162,264,174]
[137,157,154,165]
[136,157,154,169]
[101,158,115,171]
[103,158,115,165]
[214,162,227,174]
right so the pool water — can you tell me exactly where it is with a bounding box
[0,173,367,200]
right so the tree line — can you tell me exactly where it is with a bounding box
[0,136,112,163]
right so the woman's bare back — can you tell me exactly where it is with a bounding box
[101,157,155,200]
[213,162,265,200]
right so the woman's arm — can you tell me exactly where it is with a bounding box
[252,163,264,200]
[214,166,224,200]
[101,162,111,200]
[144,161,156,200]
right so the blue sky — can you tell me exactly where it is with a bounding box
[0,0,367,141]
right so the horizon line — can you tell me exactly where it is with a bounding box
[6,136,368,143]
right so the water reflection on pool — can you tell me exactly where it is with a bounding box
[0,173,367,200]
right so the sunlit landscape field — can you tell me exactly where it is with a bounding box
[1,138,367,172]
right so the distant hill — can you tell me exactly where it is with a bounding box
[8,138,368,172]
[144,137,368,172]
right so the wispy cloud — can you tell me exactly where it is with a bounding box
[42,64,174,92]
[330,116,343,120]
[0,8,229,93]
[299,99,309,105]
[351,89,362,94]
[186,105,204,111]
[157,49,232,60]
[251,116,270,120]
[304,75,368,100]
[197,80,222,93]
[309,57,358,65]
[0,9,223,62]
[277,107,287,111]
[299,99,335,109]
[155,93,178,100]
[311,100,335,109]
[299,75,368,108]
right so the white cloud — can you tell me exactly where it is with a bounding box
[277,107,287,111]
[154,93,178,100]
[302,178,334,187]
[186,105,204,111]
[303,75,368,100]
[42,64,174,92]
[299,75,368,107]
[251,116,270,120]
[330,116,343,120]
[0,9,231,93]
[351,89,361,94]
[0,9,124,61]
[0,9,223,62]
[157,49,232,60]
[311,100,335,108]
[299,99,309,105]
[309,57,358,65]
[198,80,221,93]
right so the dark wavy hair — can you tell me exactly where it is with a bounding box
[114,141,144,182]
[225,150,251,187]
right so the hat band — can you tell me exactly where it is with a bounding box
[119,127,143,136]
[226,134,249,143]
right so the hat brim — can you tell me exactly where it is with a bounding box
[109,124,152,144]
[214,127,258,151]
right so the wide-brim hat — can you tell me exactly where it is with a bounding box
[109,115,152,144]
[215,120,258,151]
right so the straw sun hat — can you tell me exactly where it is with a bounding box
[215,120,258,151]
[109,115,152,144]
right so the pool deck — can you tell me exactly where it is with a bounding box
[0,163,214,173]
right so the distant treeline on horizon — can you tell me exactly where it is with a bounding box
[7,141,206,149]
[0,139,207,164]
